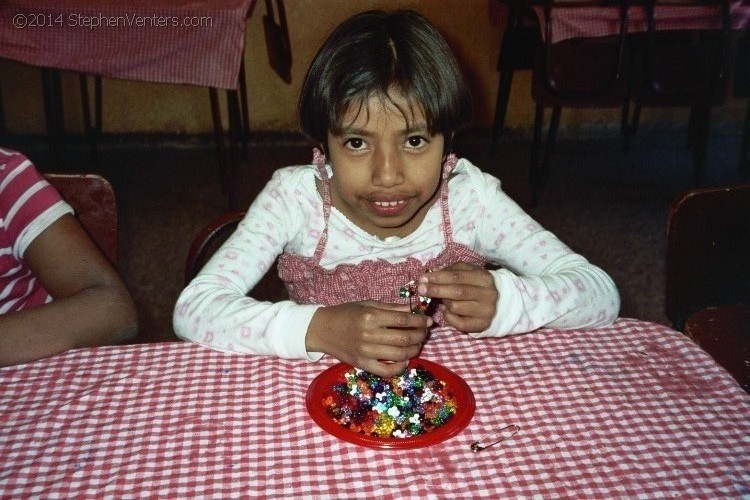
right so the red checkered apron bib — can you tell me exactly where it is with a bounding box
[277,150,487,325]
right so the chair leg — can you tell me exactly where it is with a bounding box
[41,68,66,162]
[490,68,515,156]
[209,88,237,209]
[226,89,242,209]
[740,100,750,175]
[690,105,711,185]
[629,104,642,141]
[238,59,251,160]
[79,74,102,163]
[540,106,562,189]
[530,104,544,207]
[621,97,631,152]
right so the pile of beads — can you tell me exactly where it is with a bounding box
[322,365,458,438]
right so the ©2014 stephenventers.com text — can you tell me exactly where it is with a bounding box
[12,13,213,30]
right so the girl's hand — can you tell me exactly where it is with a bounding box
[417,263,498,333]
[306,301,432,377]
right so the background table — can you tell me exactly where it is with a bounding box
[1,318,748,498]
[0,0,260,207]
[530,0,750,43]
[0,0,256,89]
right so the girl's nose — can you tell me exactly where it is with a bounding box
[372,149,404,187]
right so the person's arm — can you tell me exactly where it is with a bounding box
[0,214,138,366]
[173,167,323,360]
[419,162,619,336]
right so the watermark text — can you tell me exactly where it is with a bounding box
[13,13,213,29]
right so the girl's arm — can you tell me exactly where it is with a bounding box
[420,163,619,336]
[173,168,323,360]
[475,169,619,335]
[0,215,138,366]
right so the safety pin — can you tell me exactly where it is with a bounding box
[470,424,520,452]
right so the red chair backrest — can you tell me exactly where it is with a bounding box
[45,173,118,265]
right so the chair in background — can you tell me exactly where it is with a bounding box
[666,184,750,392]
[665,183,750,332]
[490,0,541,155]
[44,173,118,265]
[529,0,632,206]
[628,0,732,183]
[184,210,287,302]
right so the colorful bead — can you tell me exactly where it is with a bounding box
[323,365,458,439]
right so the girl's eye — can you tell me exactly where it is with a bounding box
[405,136,428,149]
[344,138,366,150]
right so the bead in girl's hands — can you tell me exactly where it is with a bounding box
[416,263,498,333]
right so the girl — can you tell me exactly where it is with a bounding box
[173,10,619,376]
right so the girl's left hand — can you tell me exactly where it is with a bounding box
[416,263,498,333]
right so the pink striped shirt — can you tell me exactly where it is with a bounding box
[0,148,73,314]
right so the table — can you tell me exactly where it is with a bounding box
[0,0,256,89]
[0,0,261,208]
[528,0,750,43]
[2,319,748,498]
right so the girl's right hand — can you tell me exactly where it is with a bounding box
[306,301,432,377]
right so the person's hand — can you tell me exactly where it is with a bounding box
[416,263,498,333]
[306,301,432,377]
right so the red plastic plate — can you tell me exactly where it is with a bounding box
[306,358,475,449]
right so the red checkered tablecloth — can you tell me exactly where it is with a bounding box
[1,318,749,498]
[0,0,257,89]
[531,0,750,42]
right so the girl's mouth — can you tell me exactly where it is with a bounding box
[369,198,409,217]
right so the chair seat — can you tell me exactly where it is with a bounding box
[685,303,750,393]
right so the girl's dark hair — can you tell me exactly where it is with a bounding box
[298,9,471,150]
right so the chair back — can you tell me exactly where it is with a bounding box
[533,0,631,105]
[665,183,750,330]
[634,0,731,106]
[184,210,288,302]
[44,173,118,265]
[184,210,245,286]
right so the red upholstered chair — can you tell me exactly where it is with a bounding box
[44,173,118,265]
[183,210,287,302]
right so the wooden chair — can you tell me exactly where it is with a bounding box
[628,0,732,183]
[183,210,287,302]
[665,183,750,332]
[44,173,118,266]
[529,0,632,205]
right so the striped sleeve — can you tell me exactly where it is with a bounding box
[0,148,73,259]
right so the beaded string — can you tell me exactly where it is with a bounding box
[399,271,432,315]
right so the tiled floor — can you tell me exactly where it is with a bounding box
[9,124,748,342]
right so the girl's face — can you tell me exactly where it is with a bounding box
[326,93,445,240]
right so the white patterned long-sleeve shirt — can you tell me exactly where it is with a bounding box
[173,158,620,360]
